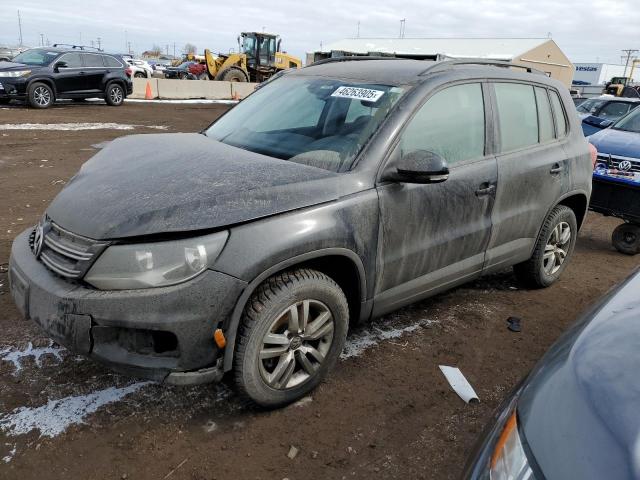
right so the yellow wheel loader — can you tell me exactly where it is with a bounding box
[204,32,301,83]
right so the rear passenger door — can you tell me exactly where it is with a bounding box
[374,82,498,315]
[53,52,85,94]
[80,53,107,93]
[484,83,569,271]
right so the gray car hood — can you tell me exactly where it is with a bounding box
[47,133,341,239]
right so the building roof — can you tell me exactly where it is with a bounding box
[317,37,553,60]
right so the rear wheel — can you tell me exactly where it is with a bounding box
[27,82,54,108]
[514,205,577,288]
[234,269,348,408]
[105,83,124,106]
[215,67,248,82]
[612,223,640,255]
[134,72,145,78]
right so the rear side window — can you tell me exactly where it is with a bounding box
[104,56,122,68]
[494,83,538,152]
[59,53,83,68]
[549,90,567,137]
[535,87,554,142]
[82,54,104,67]
[400,83,485,165]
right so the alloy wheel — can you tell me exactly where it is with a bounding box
[34,86,51,106]
[543,221,571,275]
[259,299,334,390]
[110,86,123,104]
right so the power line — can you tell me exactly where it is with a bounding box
[622,49,639,77]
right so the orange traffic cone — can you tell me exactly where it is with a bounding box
[145,81,153,100]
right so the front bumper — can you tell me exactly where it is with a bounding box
[0,77,27,99]
[9,229,246,383]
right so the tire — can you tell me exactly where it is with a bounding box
[104,82,124,106]
[514,205,578,288]
[215,67,247,82]
[134,72,145,78]
[612,223,640,255]
[0,98,10,105]
[27,82,54,108]
[234,269,349,408]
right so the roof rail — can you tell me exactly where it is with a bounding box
[52,43,103,52]
[419,58,546,76]
[307,55,406,67]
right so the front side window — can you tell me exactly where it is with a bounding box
[495,83,539,152]
[206,76,405,172]
[59,53,83,68]
[399,83,485,165]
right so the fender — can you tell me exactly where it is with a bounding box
[220,247,368,372]
[26,77,57,96]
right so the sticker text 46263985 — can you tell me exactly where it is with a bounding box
[331,86,385,102]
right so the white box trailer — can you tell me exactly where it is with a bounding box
[573,63,640,86]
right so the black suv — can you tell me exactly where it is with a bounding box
[0,45,133,108]
[9,58,592,408]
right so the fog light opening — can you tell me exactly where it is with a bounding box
[151,331,178,354]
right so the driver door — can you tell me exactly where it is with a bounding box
[374,82,497,315]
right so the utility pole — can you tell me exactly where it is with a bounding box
[399,19,406,39]
[17,10,23,46]
[173,42,176,59]
[40,33,44,46]
[622,49,639,77]
[166,44,169,55]
[97,37,102,51]
[357,21,360,38]
[128,42,132,55]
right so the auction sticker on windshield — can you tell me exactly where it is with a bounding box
[331,86,385,102]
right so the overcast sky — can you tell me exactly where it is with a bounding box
[1,0,638,65]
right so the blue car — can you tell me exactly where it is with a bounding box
[588,106,640,173]
[576,97,640,136]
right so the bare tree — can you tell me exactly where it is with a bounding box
[183,43,197,55]
[150,44,162,56]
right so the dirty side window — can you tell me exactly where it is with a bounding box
[399,83,485,165]
[495,83,539,152]
[535,87,554,143]
[549,90,568,137]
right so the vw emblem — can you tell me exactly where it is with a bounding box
[32,223,45,258]
[618,160,632,171]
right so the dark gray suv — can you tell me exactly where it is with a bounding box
[9,58,592,407]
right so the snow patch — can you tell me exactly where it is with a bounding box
[2,444,16,463]
[125,98,238,105]
[0,123,168,131]
[0,342,65,374]
[341,319,438,359]
[0,382,150,438]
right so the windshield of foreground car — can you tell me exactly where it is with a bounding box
[576,98,607,114]
[612,107,640,133]
[11,48,60,66]
[205,76,405,172]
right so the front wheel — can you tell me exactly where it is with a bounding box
[105,83,124,106]
[514,205,577,288]
[234,269,349,408]
[612,223,640,255]
[27,82,54,108]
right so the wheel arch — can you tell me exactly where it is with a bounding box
[27,77,57,96]
[221,248,367,372]
[557,191,589,230]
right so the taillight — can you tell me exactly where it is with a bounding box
[588,143,597,168]
[125,67,132,77]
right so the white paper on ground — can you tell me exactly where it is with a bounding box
[439,365,480,404]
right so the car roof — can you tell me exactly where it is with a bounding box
[297,57,558,87]
[590,95,640,103]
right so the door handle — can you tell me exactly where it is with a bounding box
[475,183,496,197]
[550,163,562,174]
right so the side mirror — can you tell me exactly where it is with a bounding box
[599,119,614,128]
[386,150,450,184]
[54,61,67,71]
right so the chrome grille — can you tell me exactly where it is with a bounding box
[596,154,640,173]
[30,220,108,280]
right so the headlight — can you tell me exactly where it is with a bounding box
[489,412,534,479]
[0,70,31,77]
[84,231,228,290]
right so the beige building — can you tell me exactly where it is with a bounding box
[308,38,574,87]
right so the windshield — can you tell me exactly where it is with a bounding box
[612,107,640,133]
[12,48,59,66]
[205,76,405,172]
[576,98,607,114]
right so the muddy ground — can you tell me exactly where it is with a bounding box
[0,100,638,480]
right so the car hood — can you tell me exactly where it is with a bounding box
[518,270,640,479]
[588,128,640,159]
[46,133,343,240]
[0,61,32,71]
